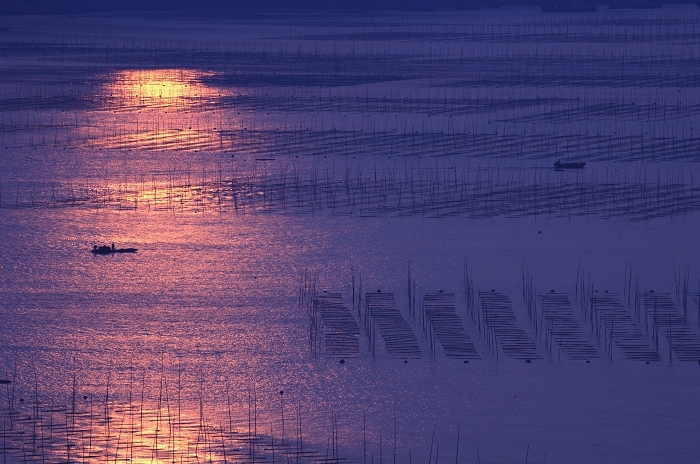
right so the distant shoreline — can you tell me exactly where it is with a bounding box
[2,0,697,16]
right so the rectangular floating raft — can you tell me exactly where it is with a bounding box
[539,292,599,360]
[313,292,360,357]
[366,292,421,359]
[423,292,480,360]
[644,292,700,362]
[590,292,660,361]
[479,291,542,360]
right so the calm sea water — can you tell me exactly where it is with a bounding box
[2,8,700,463]
[2,206,699,463]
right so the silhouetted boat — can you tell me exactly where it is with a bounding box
[0,379,10,384]
[91,244,138,255]
[554,160,586,169]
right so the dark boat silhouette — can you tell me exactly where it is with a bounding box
[91,244,138,255]
[554,160,586,169]
[0,379,10,384]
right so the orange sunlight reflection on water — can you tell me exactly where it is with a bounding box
[107,69,224,111]
[96,69,237,151]
[0,207,363,463]
[3,401,254,464]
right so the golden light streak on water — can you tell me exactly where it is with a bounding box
[1,401,253,463]
[107,69,222,111]
[95,69,237,151]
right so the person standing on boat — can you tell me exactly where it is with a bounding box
[111,243,115,251]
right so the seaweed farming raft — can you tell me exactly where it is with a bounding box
[479,291,542,360]
[590,292,660,362]
[422,292,480,360]
[644,292,700,362]
[539,292,599,361]
[365,291,421,359]
[312,292,360,357]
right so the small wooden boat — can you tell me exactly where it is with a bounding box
[554,160,586,169]
[91,244,138,255]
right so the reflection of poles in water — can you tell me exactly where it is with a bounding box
[279,389,285,445]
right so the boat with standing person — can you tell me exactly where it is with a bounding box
[91,243,138,254]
